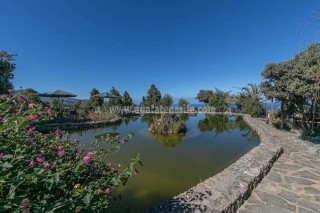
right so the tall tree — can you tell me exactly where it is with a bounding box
[108,86,122,106]
[261,43,320,135]
[0,51,16,93]
[237,83,264,117]
[160,94,173,108]
[122,91,133,106]
[86,88,103,110]
[196,90,213,104]
[140,96,147,107]
[178,98,190,110]
[145,84,162,107]
[208,88,230,112]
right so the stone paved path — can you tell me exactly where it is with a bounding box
[238,119,320,213]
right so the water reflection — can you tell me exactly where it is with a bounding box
[140,114,161,126]
[198,114,259,141]
[123,116,139,126]
[150,133,184,147]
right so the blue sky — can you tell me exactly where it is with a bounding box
[1,0,319,102]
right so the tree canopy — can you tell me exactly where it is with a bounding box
[145,84,162,107]
[160,94,173,108]
[196,90,213,104]
[86,88,103,110]
[261,43,320,135]
[122,91,134,106]
[0,51,16,94]
[108,86,122,106]
[178,98,189,109]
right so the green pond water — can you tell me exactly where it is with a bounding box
[69,114,260,212]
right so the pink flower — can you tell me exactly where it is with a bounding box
[105,188,111,195]
[17,109,23,114]
[58,151,65,157]
[7,89,14,93]
[29,161,36,167]
[133,168,139,176]
[76,152,81,158]
[36,156,44,163]
[20,198,29,207]
[0,152,5,159]
[47,108,52,115]
[87,151,96,157]
[18,96,26,102]
[44,162,54,169]
[28,103,36,109]
[115,135,120,140]
[28,114,37,121]
[28,127,36,133]
[118,172,124,178]
[55,128,61,134]
[82,155,91,164]
[57,145,64,151]
[73,138,80,144]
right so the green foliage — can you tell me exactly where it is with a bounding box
[139,96,147,107]
[145,84,162,107]
[49,99,64,118]
[122,91,133,106]
[108,87,122,106]
[0,51,16,94]
[86,88,103,110]
[0,92,140,212]
[261,42,320,135]
[71,100,82,111]
[160,94,173,108]
[208,88,230,112]
[237,83,264,117]
[178,98,189,110]
[196,90,213,104]
[22,88,42,104]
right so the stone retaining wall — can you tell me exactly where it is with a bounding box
[38,117,122,132]
[145,115,283,213]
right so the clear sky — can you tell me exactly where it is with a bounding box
[1,0,319,102]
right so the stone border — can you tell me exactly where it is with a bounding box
[145,114,283,213]
[38,117,122,132]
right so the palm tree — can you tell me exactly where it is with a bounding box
[238,83,264,117]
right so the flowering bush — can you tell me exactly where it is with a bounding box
[0,90,141,212]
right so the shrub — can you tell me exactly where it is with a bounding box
[0,90,140,212]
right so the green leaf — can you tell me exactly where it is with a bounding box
[44,178,54,191]
[1,162,13,168]
[0,205,11,211]
[7,184,17,199]
[2,154,13,160]
[83,193,92,206]
[54,173,60,183]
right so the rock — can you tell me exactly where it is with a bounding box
[149,113,186,135]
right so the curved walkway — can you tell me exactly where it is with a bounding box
[146,115,320,213]
[238,119,320,213]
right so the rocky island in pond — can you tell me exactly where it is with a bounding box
[149,113,186,135]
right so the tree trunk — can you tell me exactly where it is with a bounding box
[271,98,274,120]
[311,99,317,136]
[280,101,284,129]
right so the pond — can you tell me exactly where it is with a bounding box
[69,114,260,212]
